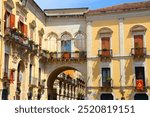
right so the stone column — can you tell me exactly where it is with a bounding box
[57,81,60,100]
[119,18,125,88]
[86,21,93,100]
[57,40,61,58]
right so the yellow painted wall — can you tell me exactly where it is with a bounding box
[92,19,119,56]
[124,16,150,54]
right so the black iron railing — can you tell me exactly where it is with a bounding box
[40,51,87,61]
[131,48,146,58]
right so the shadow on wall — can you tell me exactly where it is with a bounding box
[92,61,100,86]
[125,59,133,86]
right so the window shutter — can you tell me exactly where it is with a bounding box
[23,24,28,37]
[10,14,15,28]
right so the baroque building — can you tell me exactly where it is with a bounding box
[0,0,150,100]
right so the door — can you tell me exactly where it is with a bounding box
[101,37,110,56]
[134,35,143,55]
[135,67,145,86]
[102,68,111,87]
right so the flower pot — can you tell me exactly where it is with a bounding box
[62,52,70,59]
[74,52,79,59]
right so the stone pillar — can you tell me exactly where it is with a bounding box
[61,82,64,100]
[63,83,66,100]
[119,18,125,88]
[86,21,93,100]
[57,40,61,58]
[57,82,59,100]
[59,81,62,100]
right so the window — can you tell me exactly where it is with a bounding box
[61,40,71,52]
[61,33,72,52]
[75,32,85,51]
[48,34,57,52]
[4,53,9,74]
[38,68,41,86]
[135,67,145,86]
[4,11,15,30]
[29,64,32,84]
[102,68,111,87]
[101,37,110,50]
[134,35,143,48]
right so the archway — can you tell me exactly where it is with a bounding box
[100,93,114,100]
[16,60,25,100]
[134,93,148,100]
[47,66,86,100]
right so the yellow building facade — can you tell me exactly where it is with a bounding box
[0,0,150,100]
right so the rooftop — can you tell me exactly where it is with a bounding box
[89,1,150,13]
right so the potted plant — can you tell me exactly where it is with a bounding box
[62,51,70,59]
[134,43,143,56]
[102,48,110,57]
[106,76,112,82]
[74,50,79,59]
[46,50,50,58]
[52,51,57,59]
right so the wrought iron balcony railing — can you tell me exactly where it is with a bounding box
[98,49,112,61]
[131,48,146,59]
[4,28,39,55]
[4,28,29,47]
[40,51,87,62]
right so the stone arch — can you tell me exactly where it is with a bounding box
[134,93,149,100]
[46,62,87,87]
[130,25,147,32]
[46,32,58,52]
[16,60,25,100]
[74,30,86,39]
[61,31,73,40]
[47,32,58,40]
[46,63,87,100]
[74,31,86,51]
[98,27,113,34]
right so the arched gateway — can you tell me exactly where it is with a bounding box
[45,62,87,100]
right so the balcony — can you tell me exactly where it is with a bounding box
[131,48,146,59]
[4,28,38,55]
[40,51,87,63]
[98,49,112,62]
[4,28,29,47]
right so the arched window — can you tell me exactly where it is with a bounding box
[130,25,147,58]
[47,32,58,52]
[61,32,72,52]
[75,31,85,51]
[134,93,148,100]
[98,27,113,59]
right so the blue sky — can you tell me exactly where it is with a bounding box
[35,0,147,10]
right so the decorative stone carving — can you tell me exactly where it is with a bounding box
[30,20,36,29]
[12,52,19,63]
[38,28,45,36]
[130,25,147,32]
[4,0,15,10]
[98,27,113,34]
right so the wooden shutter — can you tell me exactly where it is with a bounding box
[102,37,110,49]
[23,24,28,37]
[134,35,143,48]
[10,14,15,28]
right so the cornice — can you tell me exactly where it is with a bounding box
[86,10,150,21]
